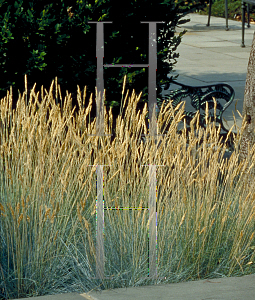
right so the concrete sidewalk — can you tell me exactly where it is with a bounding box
[15,274,255,300]
[14,13,255,300]
[161,12,255,134]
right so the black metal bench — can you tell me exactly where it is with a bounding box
[241,0,255,47]
[203,0,253,47]
[155,81,235,144]
[207,0,229,30]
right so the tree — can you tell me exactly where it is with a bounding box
[0,0,208,126]
[239,32,255,186]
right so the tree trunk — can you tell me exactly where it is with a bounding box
[239,32,255,186]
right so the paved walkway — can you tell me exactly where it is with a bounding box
[161,12,255,134]
[14,274,255,300]
[15,13,255,300]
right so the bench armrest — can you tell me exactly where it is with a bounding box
[157,81,235,133]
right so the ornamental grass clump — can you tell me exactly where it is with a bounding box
[0,76,255,299]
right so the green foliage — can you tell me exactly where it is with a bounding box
[0,1,95,102]
[0,0,208,119]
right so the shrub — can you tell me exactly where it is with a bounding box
[0,0,208,124]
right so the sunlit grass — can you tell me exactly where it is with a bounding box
[0,76,255,299]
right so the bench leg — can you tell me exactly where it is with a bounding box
[207,0,212,26]
[225,0,229,30]
[248,4,250,28]
[241,0,246,47]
